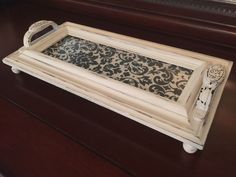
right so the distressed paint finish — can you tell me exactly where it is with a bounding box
[193,64,226,122]
[2,20,233,154]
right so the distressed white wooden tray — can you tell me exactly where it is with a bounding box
[2,20,233,153]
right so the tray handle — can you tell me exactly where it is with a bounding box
[23,20,58,47]
[193,64,225,122]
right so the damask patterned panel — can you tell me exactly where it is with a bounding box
[43,35,193,101]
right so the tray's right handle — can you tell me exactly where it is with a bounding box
[193,64,225,122]
[23,20,58,47]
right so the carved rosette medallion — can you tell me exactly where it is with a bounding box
[193,64,225,121]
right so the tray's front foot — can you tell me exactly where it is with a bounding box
[183,143,198,154]
[11,67,21,74]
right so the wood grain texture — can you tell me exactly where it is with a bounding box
[0,2,236,177]
[0,98,132,177]
[23,0,236,49]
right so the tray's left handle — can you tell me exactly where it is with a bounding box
[23,20,58,47]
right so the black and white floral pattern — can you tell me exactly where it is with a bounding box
[43,35,193,101]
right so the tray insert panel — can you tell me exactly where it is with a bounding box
[43,35,193,101]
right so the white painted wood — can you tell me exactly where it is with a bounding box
[2,20,233,153]
[193,64,226,122]
[183,143,198,154]
[11,67,21,74]
[23,20,58,47]
[24,25,207,118]
[3,54,203,150]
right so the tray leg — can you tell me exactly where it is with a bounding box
[11,67,21,74]
[183,143,198,154]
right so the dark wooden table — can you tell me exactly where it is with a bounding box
[0,2,236,177]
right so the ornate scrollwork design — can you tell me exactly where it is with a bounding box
[23,20,58,47]
[193,64,225,122]
[43,36,193,101]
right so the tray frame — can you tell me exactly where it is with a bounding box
[3,20,233,153]
[24,22,208,118]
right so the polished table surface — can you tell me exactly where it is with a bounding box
[0,2,236,177]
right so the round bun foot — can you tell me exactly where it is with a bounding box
[183,143,198,154]
[11,67,21,74]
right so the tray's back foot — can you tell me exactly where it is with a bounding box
[11,67,21,74]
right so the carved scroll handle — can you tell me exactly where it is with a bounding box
[23,20,58,47]
[193,64,225,122]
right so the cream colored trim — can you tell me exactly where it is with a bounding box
[2,20,233,153]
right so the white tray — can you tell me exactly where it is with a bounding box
[3,20,233,153]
